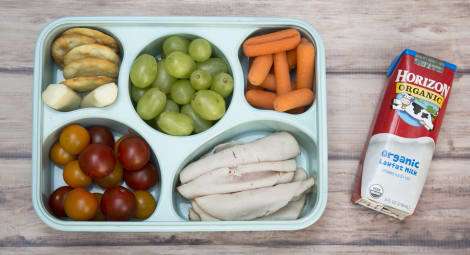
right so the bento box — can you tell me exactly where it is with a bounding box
[32,16,327,231]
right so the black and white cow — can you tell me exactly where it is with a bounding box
[392,93,435,131]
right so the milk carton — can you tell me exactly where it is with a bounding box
[352,49,457,220]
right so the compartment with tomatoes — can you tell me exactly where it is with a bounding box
[44,120,160,221]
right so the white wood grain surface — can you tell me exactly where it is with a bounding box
[0,0,469,254]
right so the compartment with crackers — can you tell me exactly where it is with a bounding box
[43,27,121,111]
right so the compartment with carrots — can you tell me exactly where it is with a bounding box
[243,28,315,114]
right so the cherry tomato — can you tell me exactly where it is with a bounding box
[48,186,73,217]
[63,160,92,188]
[64,188,98,221]
[88,126,115,148]
[92,193,106,221]
[59,124,90,155]
[118,137,150,171]
[124,163,159,190]
[134,190,156,219]
[50,142,76,166]
[114,135,130,157]
[79,144,115,179]
[101,186,136,221]
[95,162,123,189]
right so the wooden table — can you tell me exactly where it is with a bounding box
[1,0,469,254]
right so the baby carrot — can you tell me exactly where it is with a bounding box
[273,88,314,112]
[287,49,297,70]
[243,29,301,57]
[248,54,273,85]
[247,81,262,90]
[296,41,315,89]
[287,106,306,114]
[301,37,309,43]
[245,89,276,110]
[259,73,276,91]
[274,52,291,95]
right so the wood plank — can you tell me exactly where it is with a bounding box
[1,158,468,250]
[2,245,469,255]
[0,72,32,158]
[2,71,469,159]
[0,0,469,72]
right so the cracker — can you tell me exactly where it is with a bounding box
[63,58,119,79]
[64,44,120,66]
[51,34,96,67]
[60,76,116,92]
[63,27,119,52]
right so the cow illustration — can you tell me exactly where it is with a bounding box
[391,93,435,131]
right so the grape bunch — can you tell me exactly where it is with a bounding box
[129,36,234,136]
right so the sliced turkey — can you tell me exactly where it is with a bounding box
[180,132,300,184]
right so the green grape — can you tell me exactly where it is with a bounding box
[152,60,176,94]
[163,99,180,113]
[163,36,189,56]
[164,52,196,79]
[157,112,194,136]
[196,58,228,76]
[188,38,212,62]
[190,69,212,90]
[170,80,195,105]
[136,88,166,120]
[130,54,158,88]
[211,72,234,97]
[130,85,148,103]
[191,90,226,121]
[181,104,213,133]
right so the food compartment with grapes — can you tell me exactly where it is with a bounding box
[129,35,234,136]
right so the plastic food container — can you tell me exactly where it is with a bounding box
[32,17,327,231]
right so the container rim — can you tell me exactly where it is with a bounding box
[32,16,328,232]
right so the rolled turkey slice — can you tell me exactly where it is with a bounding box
[259,196,306,220]
[194,175,314,221]
[188,208,201,221]
[258,168,309,220]
[180,132,300,183]
[191,201,220,221]
[177,166,295,199]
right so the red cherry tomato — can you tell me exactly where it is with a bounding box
[88,126,115,148]
[118,137,150,171]
[49,186,73,217]
[79,144,115,179]
[124,163,159,190]
[101,186,136,221]
[114,135,130,157]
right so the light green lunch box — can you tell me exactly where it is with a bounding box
[32,16,327,231]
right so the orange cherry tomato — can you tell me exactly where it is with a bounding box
[95,162,123,189]
[63,160,92,188]
[64,188,97,221]
[59,124,90,155]
[92,193,106,221]
[50,142,76,166]
[134,190,156,219]
[114,135,130,157]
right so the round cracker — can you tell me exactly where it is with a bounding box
[51,34,96,67]
[63,28,119,52]
[64,44,120,66]
[63,58,119,79]
[60,76,116,92]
